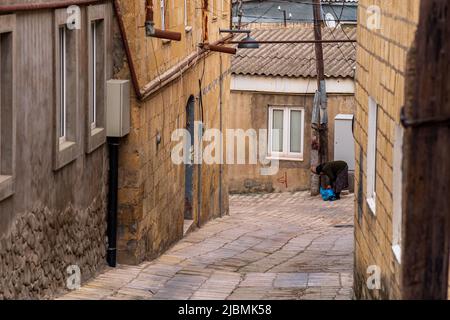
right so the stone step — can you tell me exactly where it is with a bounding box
[183,219,195,236]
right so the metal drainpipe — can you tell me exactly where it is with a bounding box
[197,117,203,228]
[0,0,103,12]
[106,137,120,267]
[219,55,223,217]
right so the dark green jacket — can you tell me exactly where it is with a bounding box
[322,161,348,183]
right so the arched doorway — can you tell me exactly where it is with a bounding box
[184,96,195,220]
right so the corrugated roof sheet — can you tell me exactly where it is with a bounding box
[237,0,358,3]
[231,26,356,78]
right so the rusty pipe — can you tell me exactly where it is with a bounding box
[202,44,236,55]
[145,0,181,41]
[145,0,154,21]
[113,0,143,99]
[0,0,104,12]
[152,29,182,41]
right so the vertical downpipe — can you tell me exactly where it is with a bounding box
[197,121,203,227]
[219,55,223,217]
[107,137,120,267]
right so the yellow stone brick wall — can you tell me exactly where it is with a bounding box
[354,0,420,299]
[114,0,231,264]
[119,0,230,86]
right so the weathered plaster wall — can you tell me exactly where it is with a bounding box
[0,4,113,299]
[353,0,420,299]
[228,90,355,193]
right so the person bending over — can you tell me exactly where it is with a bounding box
[312,160,349,200]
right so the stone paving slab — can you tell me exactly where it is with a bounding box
[58,192,354,300]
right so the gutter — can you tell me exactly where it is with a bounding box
[0,0,104,11]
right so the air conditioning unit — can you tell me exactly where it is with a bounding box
[106,80,130,138]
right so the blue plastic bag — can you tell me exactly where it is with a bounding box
[320,187,337,201]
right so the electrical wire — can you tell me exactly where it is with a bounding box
[233,0,357,26]
[327,2,357,49]
[150,37,167,148]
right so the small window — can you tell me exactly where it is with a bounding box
[367,97,378,214]
[184,0,192,28]
[90,22,97,131]
[268,106,305,161]
[0,14,16,202]
[87,4,108,153]
[211,0,216,19]
[184,0,188,27]
[392,124,404,263]
[54,9,80,170]
[160,0,166,30]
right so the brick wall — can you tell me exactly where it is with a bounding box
[353,0,420,299]
[114,0,231,264]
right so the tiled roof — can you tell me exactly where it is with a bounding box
[231,26,356,78]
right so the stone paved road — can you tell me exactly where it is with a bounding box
[59,192,354,300]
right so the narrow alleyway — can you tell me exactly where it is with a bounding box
[59,192,354,300]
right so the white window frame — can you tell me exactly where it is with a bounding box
[59,26,67,144]
[160,0,165,30]
[268,106,305,161]
[392,124,404,263]
[184,0,188,26]
[90,21,97,131]
[0,14,16,202]
[87,4,108,154]
[366,97,378,214]
[54,9,80,170]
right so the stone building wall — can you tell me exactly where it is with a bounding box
[0,3,113,299]
[353,0,420,299]
[114,0,231,264]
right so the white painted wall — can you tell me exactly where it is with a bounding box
[231,75,355,94]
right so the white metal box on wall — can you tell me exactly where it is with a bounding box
[106,80,130,137]
[334,114,355,171]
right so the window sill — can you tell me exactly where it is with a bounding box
[0,175,14,202]
[392,244,402,264]
[54,141,79,171]
[87,127,106,154]
[367,197,376,215]
[266,156,304,162]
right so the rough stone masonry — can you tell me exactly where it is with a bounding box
[0,195,107,299]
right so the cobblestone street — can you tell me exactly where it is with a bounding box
[60,192,354,300]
